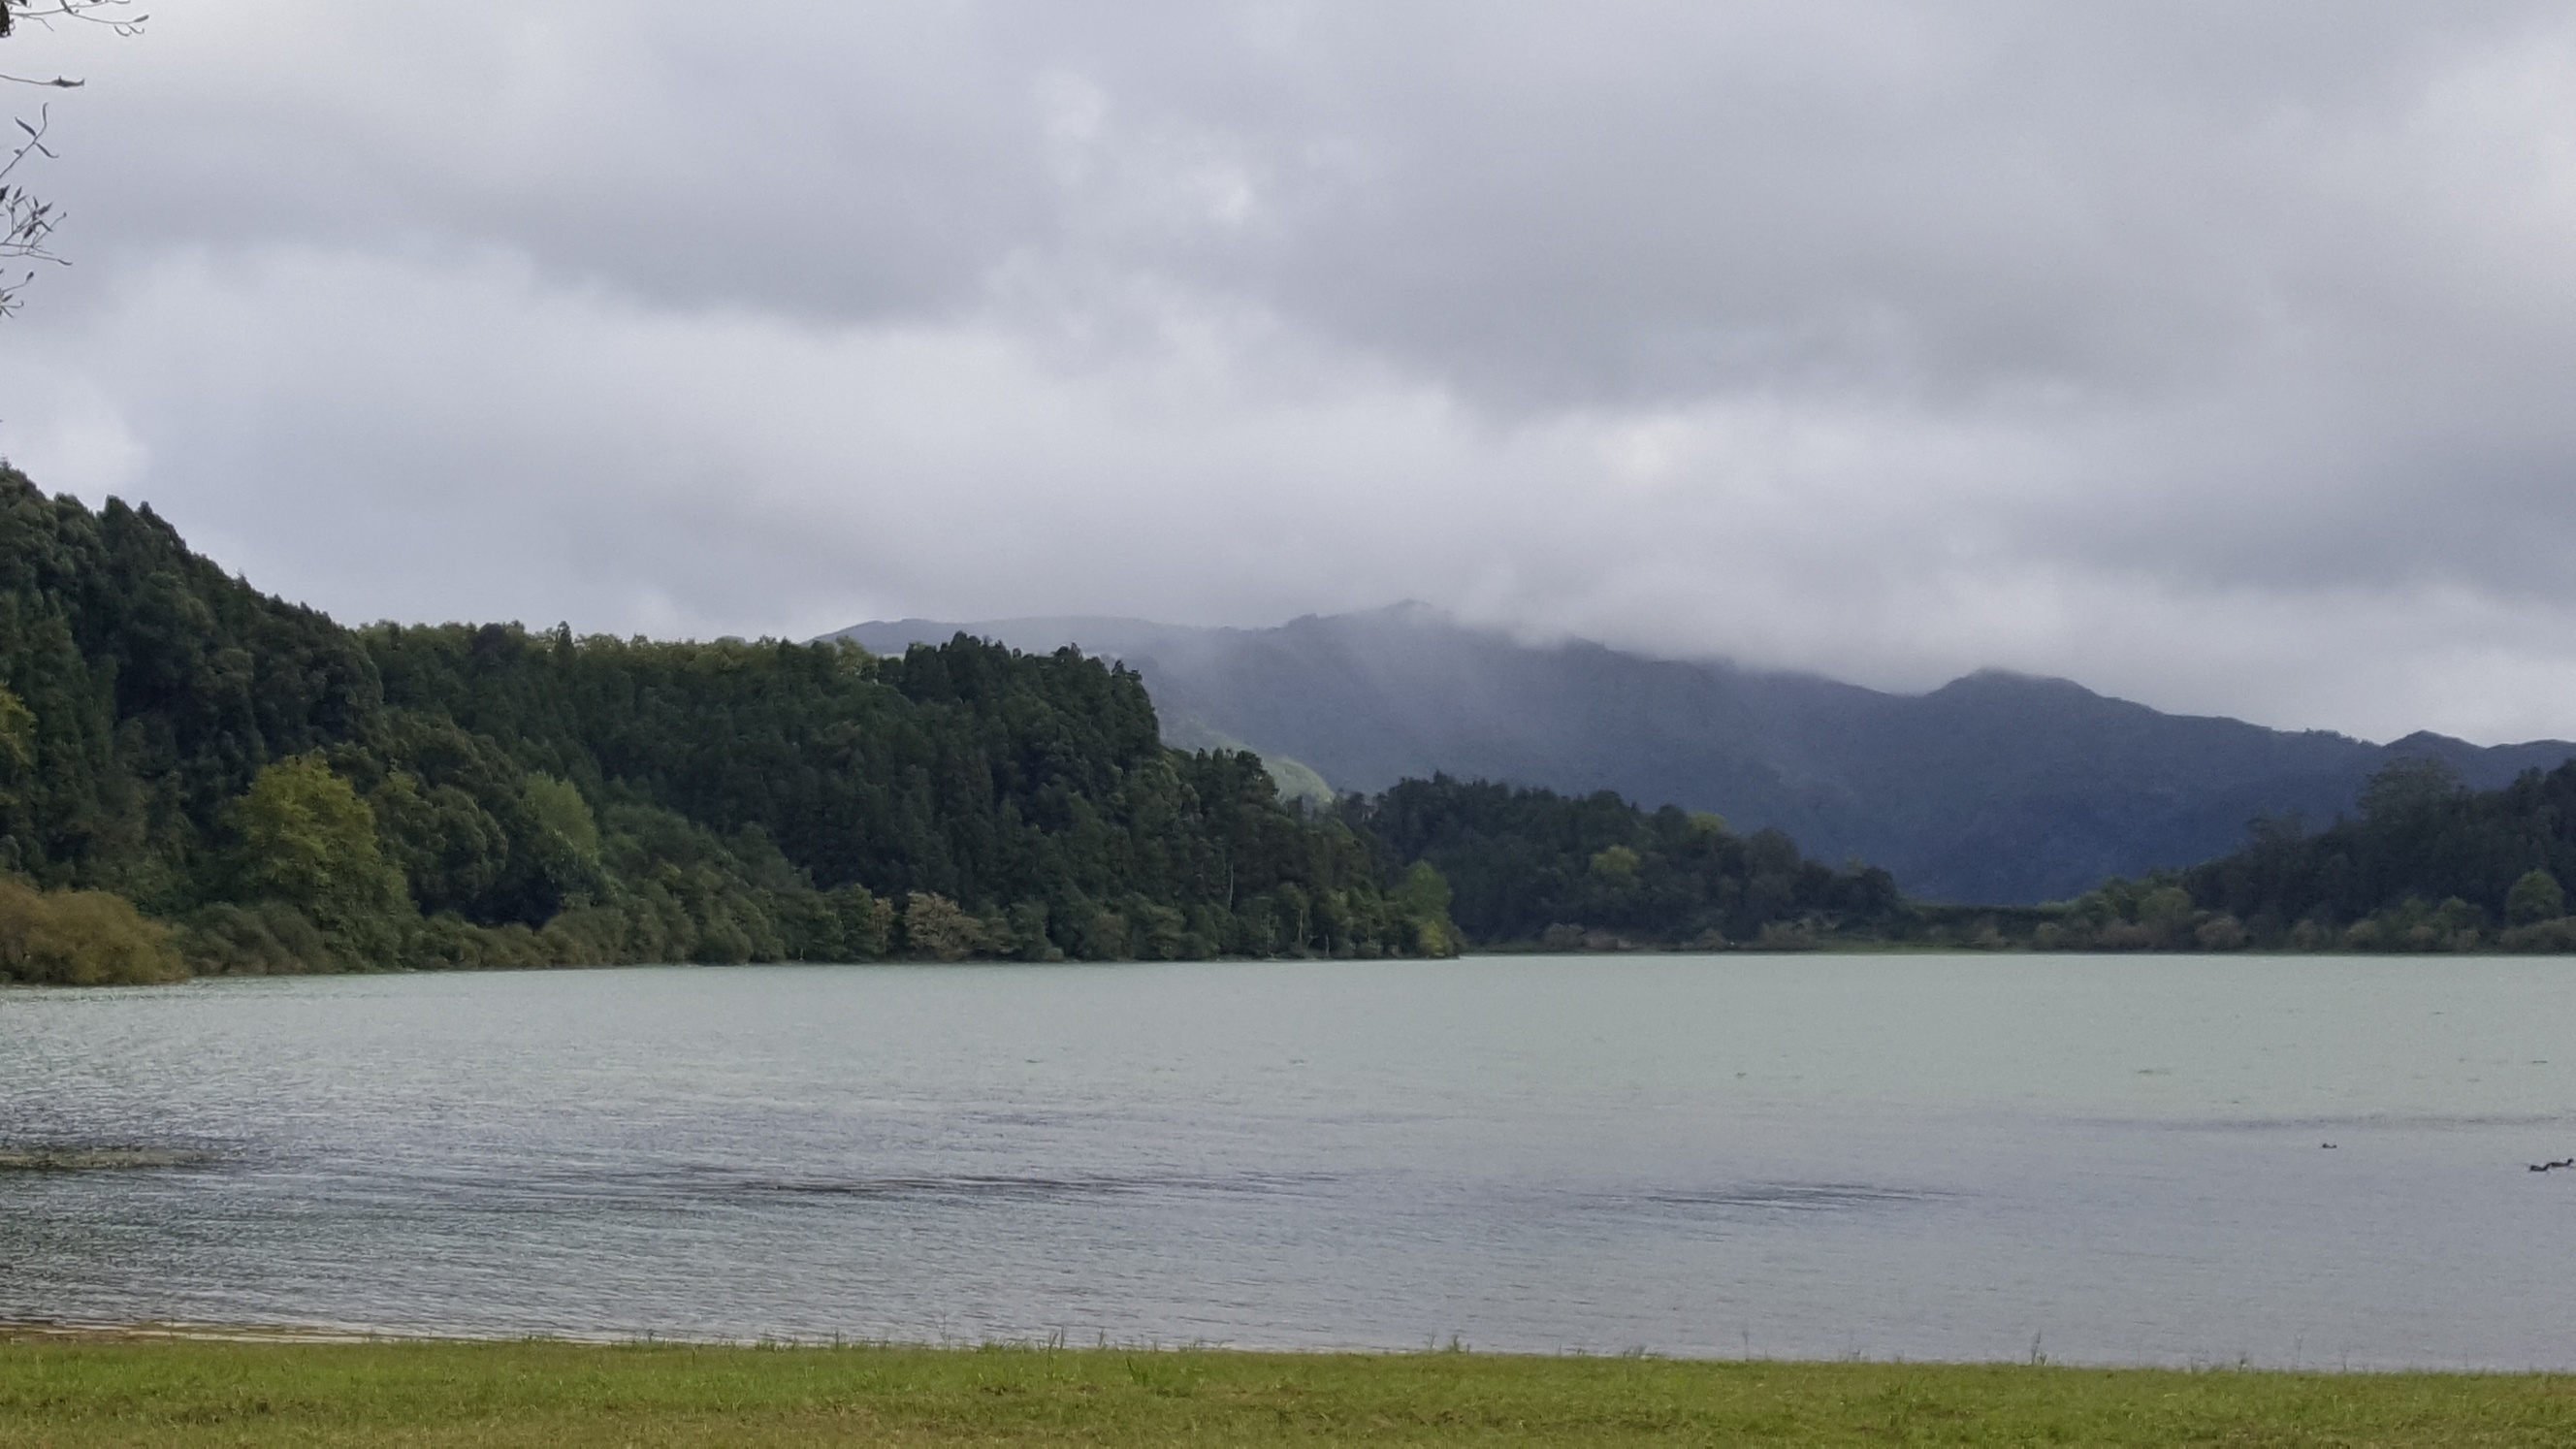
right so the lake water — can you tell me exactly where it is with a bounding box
[6,955,2576,1367]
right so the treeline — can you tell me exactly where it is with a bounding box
[0,468,1457,982]
[1927,757,2576,954]
[1341,777,1905,950]
[1337,755,2576,958]
[2174,757,2576,952]
[26,465,2566,981]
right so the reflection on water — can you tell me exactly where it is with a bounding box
[5,955,2576,1366]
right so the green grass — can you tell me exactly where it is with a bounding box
[5,1337,2576,1446]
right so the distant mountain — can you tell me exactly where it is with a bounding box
[828,606,2576,904]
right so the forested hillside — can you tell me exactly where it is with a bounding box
[1901,757,2576,955]
[1344,777,1902,949]
[31,465,2550,982]
[0,468,1456,981]
[2172,758,2576,951]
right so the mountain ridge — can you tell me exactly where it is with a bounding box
[827,607,2576,903]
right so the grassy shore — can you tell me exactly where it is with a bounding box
[4,1337,2576,1446]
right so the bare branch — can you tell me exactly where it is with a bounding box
[0,104,64,314]
[0,106,54,186]
[0,0,135,314]
[0,2,147,43]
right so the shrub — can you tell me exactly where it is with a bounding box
[0,879,188,984]
[2501,918,2576,953]
[177,900,337,976]
[2194,914,2248,950]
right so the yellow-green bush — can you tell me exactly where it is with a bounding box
[0,879,188,984]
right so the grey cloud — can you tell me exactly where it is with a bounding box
[5,1,2576,745]
[52,3,2571,400]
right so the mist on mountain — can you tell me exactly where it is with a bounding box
[831,606,2576,904]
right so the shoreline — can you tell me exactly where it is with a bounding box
[12,943,2576,996]
[5,1320,2570,1374]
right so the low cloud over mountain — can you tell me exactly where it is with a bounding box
[839,607,2576,903]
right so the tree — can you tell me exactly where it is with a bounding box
[899,891,985,961]
[229,754,413,960]
[2507,868,2565,926]
[1388,859,1460,956]
[512,773,606,914]
[368,772,510,917]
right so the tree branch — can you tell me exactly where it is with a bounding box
[0,105,64,313]
[0,1,148,44]
[0,0,138,314]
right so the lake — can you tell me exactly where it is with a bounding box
[5,954,2576,1367]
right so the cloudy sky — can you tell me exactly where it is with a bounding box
[3,3,2573,743]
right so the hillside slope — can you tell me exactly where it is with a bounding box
[0,469,1453,976]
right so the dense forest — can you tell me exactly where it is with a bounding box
[1326,728,2576,959]
[0,468,1459,982]
[1961,757,2576,954]
[2173,757,2576,951]
[1342,777,1904,949]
